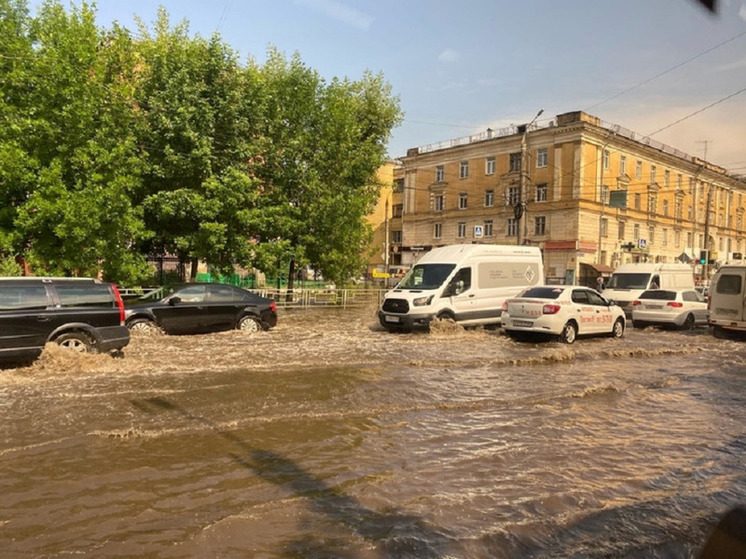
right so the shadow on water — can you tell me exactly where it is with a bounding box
[133,396,457,559]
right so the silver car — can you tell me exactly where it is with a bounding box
[630,289,708,330]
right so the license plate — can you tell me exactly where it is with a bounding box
[513,320,533,327]
[384,315,400,323]
[645,304,662,310]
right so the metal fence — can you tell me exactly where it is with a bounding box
[251,288,387,309]
[119,286,387,309]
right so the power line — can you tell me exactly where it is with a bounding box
[587,30,746,111]
[216,0,232,32]
[645,86,746,137]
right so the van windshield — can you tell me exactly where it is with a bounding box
[398,264,456,290]
[606,273,651,289]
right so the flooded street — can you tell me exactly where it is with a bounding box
[1,306,745,558]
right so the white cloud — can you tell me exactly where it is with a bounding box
[438,48,460,64]
[294,0,373,31]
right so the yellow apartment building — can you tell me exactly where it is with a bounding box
[386,110,746,285]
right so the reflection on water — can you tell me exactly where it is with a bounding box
[1,308,745,558]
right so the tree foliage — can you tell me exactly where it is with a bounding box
[0,1,402,285]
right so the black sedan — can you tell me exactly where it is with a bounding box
[124,283,277,335]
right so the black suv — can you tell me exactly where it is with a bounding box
[0,278,130,361]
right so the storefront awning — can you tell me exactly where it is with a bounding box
[581,262,614,274]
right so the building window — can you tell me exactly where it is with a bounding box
[662,199,669,216]
[393,178,404,192]
[435,165,444,182]
[433,223,442,239]
[675,230,681,248]
[675,199,682,219]
[688,176,694,195]
[650,165,656,184]
[600,218,608,238]
[677,173,682,190]
[508,186,520,205]
[459,193,468,209]
[649,226,655,245]
[392,230,402,244]
[648,195,657,215]
[663,228,668,246]
[457,222,466,238]
[664,169,670,188]
[535,183,547,202]
[603,150,610,170]
[634,193,641,210]
[485,157,495,175]
[687,231,693,247]
[459,161,469,179]
[633,223,640,240]
[636,160,642,179]
[534,216,546,236]
[434,194,444,211]
[484,220,494,237]
[537,148,548,168]
[392,204,403,218]
[484,189,494,207]
[620,155,627,175]
[507,218,518,237]
[600,184,609,204]
[509,153,521,172]
[618,221,626,240]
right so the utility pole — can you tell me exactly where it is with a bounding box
[517,108,544,245]
[696,141,711,283]
[384,196,390,288]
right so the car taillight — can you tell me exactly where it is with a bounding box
[632,300,641,306]
[269,301,277,312]
[112,284,125,324]
[542,304,561,314]
[666,301,683,308]
[501,300,509,311]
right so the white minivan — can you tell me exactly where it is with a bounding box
[377,244,543,331]
[708,264,746,338]
[603,262,695,315]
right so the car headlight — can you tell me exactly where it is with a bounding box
[412,295,434,307]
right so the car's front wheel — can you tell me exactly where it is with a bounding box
[611,318,625,338]
[237,315,262,333]
[559,321,577,344]
[55,331,94,353]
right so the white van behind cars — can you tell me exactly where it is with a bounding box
[603,262,695,315]
[708,265,746,338]
[377,244,543,331]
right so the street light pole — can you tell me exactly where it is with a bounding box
[518,108,544,245]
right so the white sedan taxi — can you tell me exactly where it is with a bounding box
[501,286,626,344]
[631,289,708,330]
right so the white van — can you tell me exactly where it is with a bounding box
[377,244,543,331]
[708,265,746,338]
[603,262,695,315]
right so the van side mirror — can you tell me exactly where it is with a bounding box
[169,296,181,306]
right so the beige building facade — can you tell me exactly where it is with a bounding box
[386,111,746,286]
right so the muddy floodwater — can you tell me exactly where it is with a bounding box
[1,306,745,558]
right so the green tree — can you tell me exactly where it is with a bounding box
[134,9,261,279]
[1,0,151,282]
[249,49,402,286]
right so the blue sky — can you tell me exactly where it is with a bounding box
[46,0,746,173]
